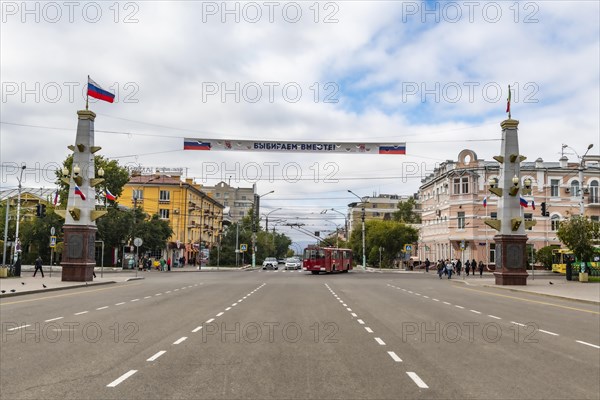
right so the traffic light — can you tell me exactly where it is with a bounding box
[36,204,41,217]
[315,231,320,237]
[40,204,47,217]
[540,202,549,217]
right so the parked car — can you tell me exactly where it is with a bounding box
[262,257,278,270]
[285,257,302,270]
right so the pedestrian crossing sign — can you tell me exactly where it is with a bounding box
[240,244,247,252]
[50,236,57,248]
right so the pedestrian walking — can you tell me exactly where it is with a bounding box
[167,258,171,272]
[456,259,462,276]
[446,260,453,279]
[159,257,166,272]
[437,260,444,279]
[465,260,471,276]
[425,258,431,273]
[478,261,484,277]
[33,256,45,278]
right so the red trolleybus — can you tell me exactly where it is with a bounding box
[302,245,353,274]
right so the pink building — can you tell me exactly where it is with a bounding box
[417,149,600,266]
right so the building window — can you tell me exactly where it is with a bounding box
[524,213,533,230]
[490,243,495,263]
[591,215,599,223]
[160,209,170,219]
[570,180,580,196]
[491,212,497,220]
[241,195,246,200]
[224,201,228,206]
[159,190,170,202]
[457,211,465,229]
[589,181,599,204]
[132,189,143,200]
[551,215,560,231]
[239,211,245,217]
[224,192,229,199]
[550,179,560,197]
[453,177,469,194]
[216,193,221,198]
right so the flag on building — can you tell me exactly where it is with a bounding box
[105,189,116,201]
[53,190,59,206]
[519,196,528,207]
[531,200,536,210]
[483,197,487,208]
[87,76,115,103]
[74,185,86,200]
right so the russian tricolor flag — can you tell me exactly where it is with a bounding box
[378,145,406,155]
[184,139,212,150]
[87,77,115,103]
[105,189,117,201]
[483,197,487,208]
[519,196,528,207]
[531,200,536,210]
[74,185,86,201]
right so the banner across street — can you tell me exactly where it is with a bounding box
[183,138,406,155]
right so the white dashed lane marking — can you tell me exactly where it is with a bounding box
[45,317,64,322]
[388,351,402,362]
[470,310,481,314]
[173,337,187,345]
[115,302,126,306]
[406,372,429,389]
[365,327,373,333]
[192,326,203,333]
[216,312,224,317]
[511,321,526,327]
[375,337,386,345]
[357,319,365,325]
[74,311,89,315]
[488,315,501,320]
[7,324,30,331]
[107,370,137,388]
[146,351,166,362]
[538,329,559,336]
[576,340,600,349]
[96,306,109,310]
[206,318,215,324]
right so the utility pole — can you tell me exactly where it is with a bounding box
[2,198,10,266]
[14,165,26,269]
[578,144,594,215]
[348,190,367,270]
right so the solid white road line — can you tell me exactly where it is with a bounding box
[115,302,126,306]
[375,337,386,345]
[7,324,30,331]
[107,370,137,387]
[147,351,166,361]
[216,312,224,317]
[488,315,501,320]
[206,318,215,323]
[365,327,373,333]
[45,317,64,322]
[74,311,89,315]
[511,321,526,327]
[173,337,188,345]
[576,340,600,349]
[388,351,402,362]
[406,372,429,389]
[538,329,559,336]
[470,310,481,314]
[192,326,203,333]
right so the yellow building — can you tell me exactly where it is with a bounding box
[122,175,224,263]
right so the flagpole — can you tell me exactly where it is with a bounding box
[86,75,89,110]
[485,197,489,270]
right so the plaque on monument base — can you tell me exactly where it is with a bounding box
[61,225,97,282]
[493,234,529,285]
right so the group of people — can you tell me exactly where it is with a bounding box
[138,255,189,272]
[436,258,485,279]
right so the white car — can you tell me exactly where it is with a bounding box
[262,257,278,270]
[285,257,302,270]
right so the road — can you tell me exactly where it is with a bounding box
[1,269,598,399]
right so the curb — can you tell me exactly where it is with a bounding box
[0,281,117,299]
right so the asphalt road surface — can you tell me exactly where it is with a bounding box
[1,270,598,399]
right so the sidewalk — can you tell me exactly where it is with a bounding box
[450,274,600,305]
[0,268,143,298]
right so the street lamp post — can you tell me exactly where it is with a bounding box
[264,208,282,232]
[323,208,348,240]
[348,190,367,270]
[252,190,274,268]
[13,165,26,271]
[578,144,594,215]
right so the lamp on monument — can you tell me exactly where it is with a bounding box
[523,178,532,195]
[512,175,519,186]
[488,178,496,188]
[61,167,69,177]
[98,167,104,177]
[73,164,81,176]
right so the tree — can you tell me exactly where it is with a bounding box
[17,210,64,264]
[535,245,557,269]
[557,215,600,264]
[392,197,421,224]
[349,220,418,267]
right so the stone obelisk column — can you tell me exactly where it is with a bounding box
[491,119,529,285]
[58,110,106,281]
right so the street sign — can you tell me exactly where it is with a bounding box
[50,227,56,235]
[404,244,412,252]
[460,240,465,250]
[134,237,143,247]
[50,236,57,248]
[240,244,248,252]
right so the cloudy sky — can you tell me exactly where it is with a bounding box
[1,0,598,245]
